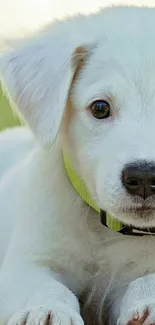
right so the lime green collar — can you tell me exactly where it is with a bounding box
[63,152,123,231]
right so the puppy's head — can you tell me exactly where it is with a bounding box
[1,6,155,227]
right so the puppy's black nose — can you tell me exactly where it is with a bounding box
[122,162,155,199]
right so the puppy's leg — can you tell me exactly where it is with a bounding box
[117,274,155,325]
[0,258,84,325]
[0,185,85,325]
[0,141,89,325]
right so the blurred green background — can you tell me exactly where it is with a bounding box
[0,85,20,130]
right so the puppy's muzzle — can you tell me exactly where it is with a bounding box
[122,161,155,200]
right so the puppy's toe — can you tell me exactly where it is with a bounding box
[7,304,84,325]
[117,303,154,325]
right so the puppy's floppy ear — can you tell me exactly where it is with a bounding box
[0,26,89,146]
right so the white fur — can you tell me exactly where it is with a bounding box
[1,5,155,325]
[0,127,36,179]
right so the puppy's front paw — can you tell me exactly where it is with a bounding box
[117,302,155,325]
[7,303,84,325]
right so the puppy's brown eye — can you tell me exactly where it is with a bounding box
[90,100,111,119]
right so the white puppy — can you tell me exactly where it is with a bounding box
[1,5,155,325]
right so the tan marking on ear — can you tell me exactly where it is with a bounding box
[62,98,75,137]
[62,46,90,137]
[72,46,89,70]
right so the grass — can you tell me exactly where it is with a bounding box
[0,85,20,130]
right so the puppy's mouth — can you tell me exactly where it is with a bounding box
[126,206,155,216]
[112,194,155,223]
[120,198,155,218]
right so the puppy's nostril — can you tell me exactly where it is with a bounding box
[125,178,140,188]
[150,179,155,187]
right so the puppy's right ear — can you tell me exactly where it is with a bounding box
[0,24,90,146]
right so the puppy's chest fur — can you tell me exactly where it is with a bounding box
[48,205,155,292]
